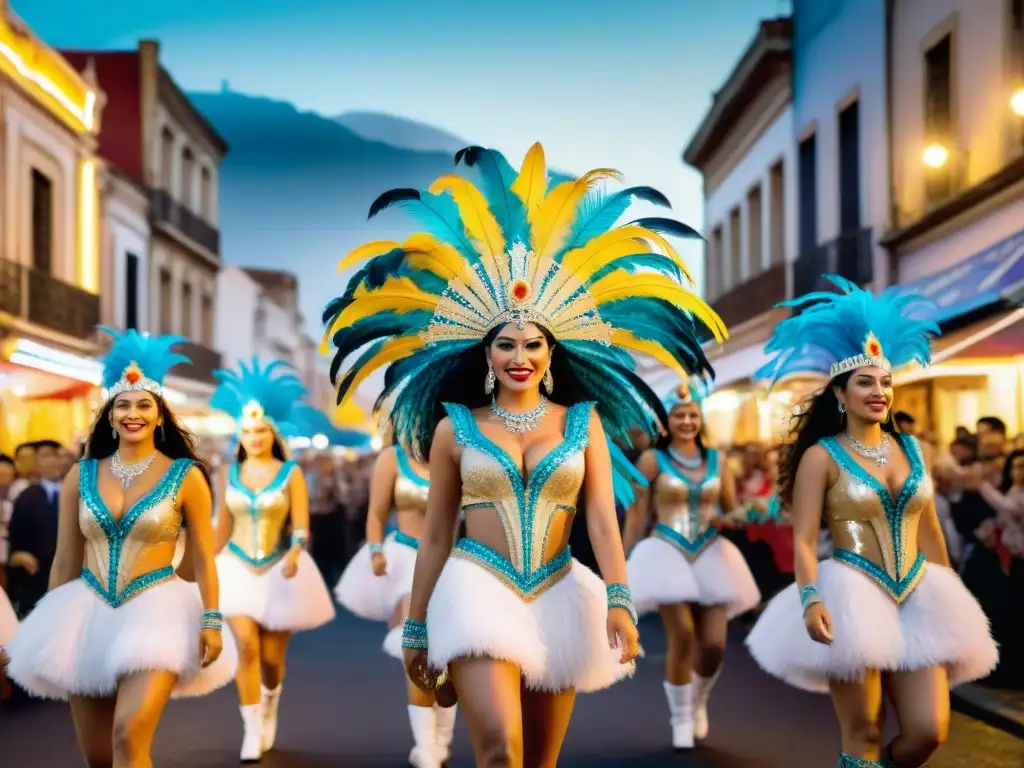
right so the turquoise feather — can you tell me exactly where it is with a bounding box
[212,358,321,438]
[97,326,189,391]
[558,186,672,258]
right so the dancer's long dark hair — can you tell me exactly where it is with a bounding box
[777,371,899,505]
[654,403,709,460]
[86,394,211,486]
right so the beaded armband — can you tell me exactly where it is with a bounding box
[201,610,224,632]
[606,583,638,626]
[401,618,428,649]
[290,529,309,549]
[368,542,384,556]
[800,584,822,612]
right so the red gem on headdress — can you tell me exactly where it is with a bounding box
[511,280,529,302]
[126,369,141,384]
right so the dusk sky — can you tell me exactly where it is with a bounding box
[17,0,789,294]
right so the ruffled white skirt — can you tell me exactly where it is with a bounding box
[0,587,17,648]
[426,554,634,693]
[745,559,999,693]
[334,533,418,623]
[4,576,238,700]
[627,535,761,619]
[216,550,335,632]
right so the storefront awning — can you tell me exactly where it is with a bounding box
[899,229,1024,325]
[930,307,1024,363]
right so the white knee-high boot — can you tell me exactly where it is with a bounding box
[407,705,440,768]
[692,667,721,740]
[260,683,283,752]
[662,681,694,750]
[239,703,263,762]
[434,704,457,763]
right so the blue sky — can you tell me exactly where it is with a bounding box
[17,0,789,294]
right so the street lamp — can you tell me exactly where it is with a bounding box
[1012,88,1024,116]
[922,143,949,168]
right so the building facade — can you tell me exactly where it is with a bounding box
[215,267,307,371]
[883,0,1024,439]
[680,18,798,445]
[0,3,105,452]
[98,167,150,333]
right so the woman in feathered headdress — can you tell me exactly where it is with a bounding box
[622,375,760,750]
[744,277,997,768]
[4,328,236,766]
[324,142,726,764]
[210,358,336,762]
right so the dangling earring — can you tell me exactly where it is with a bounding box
[111,425,118,440]
[484,364,496,395]
[542,368,554,394]
[158,423,165,442]
[837,402,846,415]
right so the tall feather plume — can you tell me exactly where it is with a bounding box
[97,326,189,391]
[211,358,316,438]
[558,186,672,259]
[454,146,527,243]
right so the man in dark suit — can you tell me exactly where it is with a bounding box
[7,440,63,616]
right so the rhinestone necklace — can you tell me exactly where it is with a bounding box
[844,432,891,467]
[668,446,703,470]
[491,397,548,434]
[110,450,156,490]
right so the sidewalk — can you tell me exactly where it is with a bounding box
[951,684,1024,739]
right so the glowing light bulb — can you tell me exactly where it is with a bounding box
[1012,88,1024,116]
[922,144,949,168]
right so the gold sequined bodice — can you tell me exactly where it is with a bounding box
[821,435,933,602]
[225,461,295,571]
[649,449,721,561]
[79,458,192,607]
[393,446,429,512]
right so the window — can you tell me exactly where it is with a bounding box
[708,226,724,300]
[31,169,53,272]
[924,35,953,202]
[728,207,741,290]
[125,253,139,330]
[202,294,214,346]
[200,166,212,220]
[181,147,195,208]
[768,160,785,265]
[159,268,173,334]
[181,281,193,337]
[838,100,861,232]
[746,184,763,276]
[798,134,818,256]
[160,127,175,190]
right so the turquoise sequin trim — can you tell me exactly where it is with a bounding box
[833,549,926,602]
[395,445,429,487]
[226,460,295,567]
[453,537,572,601]
[652,449,720,558]
[401,618,428,649]
[838,752,887,767]
[394,530,420,550]
[606,582,638,625]
[443,400,592,593]
[80,458,192,608]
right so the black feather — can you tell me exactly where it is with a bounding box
[368,188,421,220]
[628,217,704,241]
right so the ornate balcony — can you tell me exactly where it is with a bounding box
[710,262,787,328]
[793,227,874,298]
[0,257,100,340]
[170,340,222,385]
[150,188,220,256]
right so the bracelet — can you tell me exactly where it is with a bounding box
[290,528,309,549]
[368,542,384,556]
[799,584,822,611]
[400,618,428,649]
[606,583,638,626]
[201,609,224,632]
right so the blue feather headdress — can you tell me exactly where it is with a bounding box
[322,142,727,457]
[211,358,325,439]
[661,375,711,412]
[755,276,940,386]
[98,326,189,403]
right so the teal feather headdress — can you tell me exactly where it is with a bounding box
[322,142,728,458]
[661,375,711,412]
[756,276,940,386]
[98,326,189,403]
[211,358,325,439]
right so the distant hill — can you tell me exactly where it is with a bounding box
[333,111,468,153]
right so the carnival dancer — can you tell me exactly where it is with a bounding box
[622,377,760,749]
[4,327,236,767]
[335,438,458,768]
[745,277,998,768]
[211,359,336,762]
[323,142,727,766]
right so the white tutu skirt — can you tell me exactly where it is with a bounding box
[426,555,634,693]
[627,535,761,619]
[216,550,335,632]
[746,559,999,693]
[0,588,17,647]
[383,624,403,660]
[4,576,238,700]
[335,533,418,623]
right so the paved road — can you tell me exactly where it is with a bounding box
[1,611,1021,767]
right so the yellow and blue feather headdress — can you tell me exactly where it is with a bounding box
[98,326,189,403]
[212,358,327,438]
[756,276,940,386]
[323,143,728,452]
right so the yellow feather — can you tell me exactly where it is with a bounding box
[563,226,693,285]
[610,329,687,377]
[402,233,468,280]
[327,276,439,340]
[509,142,547,216]
[589,271,729,342]
[336,336,426,404]
[428,175,505,257]
[530,169,623,258]
[336,240,401,273]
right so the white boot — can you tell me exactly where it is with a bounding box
[239,704,263,763]
[662,681,694,750]
[260,683,282,752]
[407,705,441,768]
[434,704,457,763]
[692,668,721,740]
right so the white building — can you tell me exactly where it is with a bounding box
[98,167,150,333]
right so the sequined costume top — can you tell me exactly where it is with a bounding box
[224,461,296,572]
[443,401,593,601]
[819,434,932,603]
[391,445,428,550]
[649,449,722,562]
[79,458,193,607]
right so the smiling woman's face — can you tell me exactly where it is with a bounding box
[111,391,161,445]
[486,322,552,394]
[836,366,893,425]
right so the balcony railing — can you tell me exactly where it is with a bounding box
[0,257,100,340]
[170,340,222,385]
[710,262,787,328]
[150,189,221,256]
[793,227,874,298]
